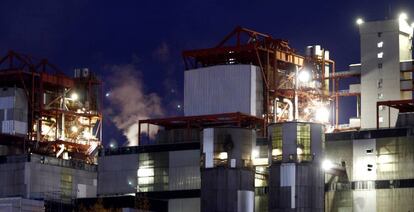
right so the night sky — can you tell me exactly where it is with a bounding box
[1,0,413,146]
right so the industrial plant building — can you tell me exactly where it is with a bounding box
[0,15,413,212]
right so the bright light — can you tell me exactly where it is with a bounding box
[71,93,78,101]
[377,52,383,58]
[218,152,228,160]
[71,126,78,133]
[252,149,259,158]
[105,92,110,97]
[109,143,115,148]
[322,159,334,171]
[138,168,154,177]
[298,69,311,83]
[271,148,282,156]
[377,41,383,48]
[399,12,408,21]
[315,107,330,123]
[177,104,181,109]
[297,147,303,155]
[356,18,364,25]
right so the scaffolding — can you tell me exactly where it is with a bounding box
[0,51,102,162]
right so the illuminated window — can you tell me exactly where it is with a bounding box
[377,41,383,48]
[297,123,311,161]
[271,126,283,161]
[377,52,383,58]
[378,93,384,99]
[379,116,384,123]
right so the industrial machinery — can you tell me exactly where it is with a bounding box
[0,51,102,163]
[183,26,336,134]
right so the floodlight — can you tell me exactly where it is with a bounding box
[71,93,78,101]
[356,18,364,25]
[298,69,311,83]
[218,152,228,160]
[399,12,408,21]
[315,107,330,123]
[297,147,303,155]
[322,159,334,171]
[252,149,259,158]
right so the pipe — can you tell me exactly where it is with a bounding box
[274,98,279,123]
[283,98,294,121]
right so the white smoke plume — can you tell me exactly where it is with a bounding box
[105,64,164,146]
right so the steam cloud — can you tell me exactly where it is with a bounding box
[105,64,164,146]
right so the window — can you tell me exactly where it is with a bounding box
[366,149,374,154]
[378,93,384,99]
[297,123,311,161]
[378,32,382,37]
[377,52,383,58]
[271,126,283,161]
[377,78,383,89]
[377,41,383,48]
[379,116,384,123]
[378,63,383,69]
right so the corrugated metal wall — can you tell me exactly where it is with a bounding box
[184,64,262,116]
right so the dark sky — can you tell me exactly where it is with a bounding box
[1,0,413,146]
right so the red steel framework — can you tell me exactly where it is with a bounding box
[182,26,335,133]
[0,51,103,162]
[138,112,264,145]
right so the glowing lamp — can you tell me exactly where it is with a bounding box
[71,93,78,101]
[298,69,311,83]
[218,152,228,160]
[315,107,330,123]
[399,12,408,21]
[322,159,334,171]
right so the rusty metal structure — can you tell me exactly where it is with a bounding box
[183,26,336,133]
[0,51,102,162]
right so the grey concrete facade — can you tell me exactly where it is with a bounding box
[0,154,97,204]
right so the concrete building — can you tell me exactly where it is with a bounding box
[325,127,414,212]
[0,153,97,211]
[355,17,413,129]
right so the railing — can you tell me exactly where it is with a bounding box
[0,154,97,172]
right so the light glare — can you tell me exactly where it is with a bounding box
[399,12,408,21]
[218,152,228,160]
[356,18,364,25]
[71,93,78,101]
[322,159,334,171]
[315,107,330,123]
[298,70,311,83]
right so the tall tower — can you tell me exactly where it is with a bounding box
[268,122,325,211]
[359,17,413,129]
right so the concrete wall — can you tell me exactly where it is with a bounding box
[201,168,254,212]
[168,198,200,212]
[184,64,263,117]
[0,154,97,203]
[0,197,44,212]
[0,87,28,136]
[98,154,139,196]
[325,133,414,212]
[359,19,413,129]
